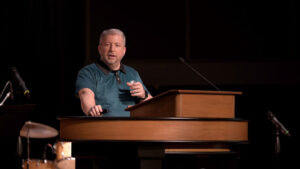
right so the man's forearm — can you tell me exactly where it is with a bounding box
[78,88,96,116]
[81,100,95,116]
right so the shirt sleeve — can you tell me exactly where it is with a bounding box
[75,66,96,96]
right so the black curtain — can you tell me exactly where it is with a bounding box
[1,0,85,120]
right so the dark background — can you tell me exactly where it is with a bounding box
[0,0,299,169]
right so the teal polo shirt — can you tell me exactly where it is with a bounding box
[75,61,150,117]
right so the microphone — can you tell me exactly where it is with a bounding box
[267,111,291,136]
[178,57,221,91]
[10,67,30,99]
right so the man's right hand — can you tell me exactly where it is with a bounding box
[87,105,103,117]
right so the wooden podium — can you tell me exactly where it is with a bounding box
[126,89,242,118]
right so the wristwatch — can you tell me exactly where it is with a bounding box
[141,90,148,100]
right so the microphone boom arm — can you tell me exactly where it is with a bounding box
[178,57,221,91]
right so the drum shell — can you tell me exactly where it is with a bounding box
[22,159,55,169]
[56,141,72,160]
[56,157,76,169]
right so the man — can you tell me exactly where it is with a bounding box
[75,28,152,117]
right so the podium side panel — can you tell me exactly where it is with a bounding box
[181,94,235,118]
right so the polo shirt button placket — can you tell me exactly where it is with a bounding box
[114,71,121,84]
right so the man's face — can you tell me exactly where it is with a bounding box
[98,34,126,70]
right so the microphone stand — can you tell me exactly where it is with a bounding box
[0,80,13,107]
[268,111,290,169]
[275,129,280,169]
[0,92,12,107]
[26,128,30,169]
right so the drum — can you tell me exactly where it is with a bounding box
[22,159,55,169]
[55,141,72,160]
[55,157,76,169]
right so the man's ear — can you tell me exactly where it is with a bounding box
[123,47,126,55]
[97,45,101,52]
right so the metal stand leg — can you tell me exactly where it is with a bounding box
[27,128,30,169]
[275,129,280,169]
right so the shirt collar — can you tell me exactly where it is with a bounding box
[95,59,126,75]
